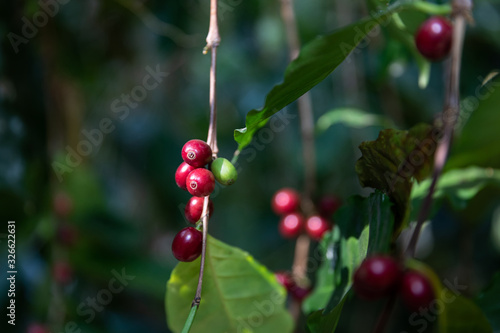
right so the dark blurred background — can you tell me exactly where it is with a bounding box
[1,0,500,332]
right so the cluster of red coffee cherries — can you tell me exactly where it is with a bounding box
[271,190,340,301]
[353,255,435,312]
[415,16,453,61]
[171,139,216,262]
[271,188,340,241]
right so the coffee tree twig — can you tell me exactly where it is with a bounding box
[181,0,220,331]
[405,0,472,259]
[279,0,316,322]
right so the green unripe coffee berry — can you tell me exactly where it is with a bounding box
[211,158,238,186]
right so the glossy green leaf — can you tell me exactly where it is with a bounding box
[410,167,500,220]
[324,192,391,313]
[304,192,393,331]
[439,290,493,333]
[355,123,434,229]
[301,228,341,315]
[475,272,500,331]
[233,1,450,152]
[447,78,500,170]
[316,108,393,134]
[166,236,293,333]
[366,192,395,255]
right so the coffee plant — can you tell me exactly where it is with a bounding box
[166,0,499,332]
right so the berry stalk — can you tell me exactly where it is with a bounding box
[370,294,397,333]
[193,196,211,304]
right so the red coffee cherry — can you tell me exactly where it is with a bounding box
[271,188,301,215]
[318,195,341,217]
[290,285,311,302]
[305,215,331,241]
[171,227,203,262]
[181,139,213,168]
[415,16,453,61]
[175,162,196,190]
[278,213,304,238]
[400,270,435,312]
[184,197,214,224]
[275,271,295,291]
[275,271,310,301]
[186,168,215,197]
[353,255,402,300]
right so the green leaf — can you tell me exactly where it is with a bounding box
[306,297,347,333]
[355,123,434,229]
[475,272,500,331]
[301,228,341,315]
[316,108,393,134]
[166,236,294,333]
[233,1,450,152]
[410,167,500,220]
[447,78,500,170]
[439,290,493,333]
[303,192,393,330]
[366,192,395,255]
[324,192,391,313]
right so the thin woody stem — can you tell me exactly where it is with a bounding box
[196,0,220,303]
[279,0,315,326]
[279,0,316,213]
[197,0,221,303]
[207,46,219,157]
[278,0,315,195]
[292,234,310,281]
[405,0,471,258]
[194,196,211,303]
[373,2,472,332]
[183,1,220,331]
[370,294,397,333]
[206,0,220,157]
